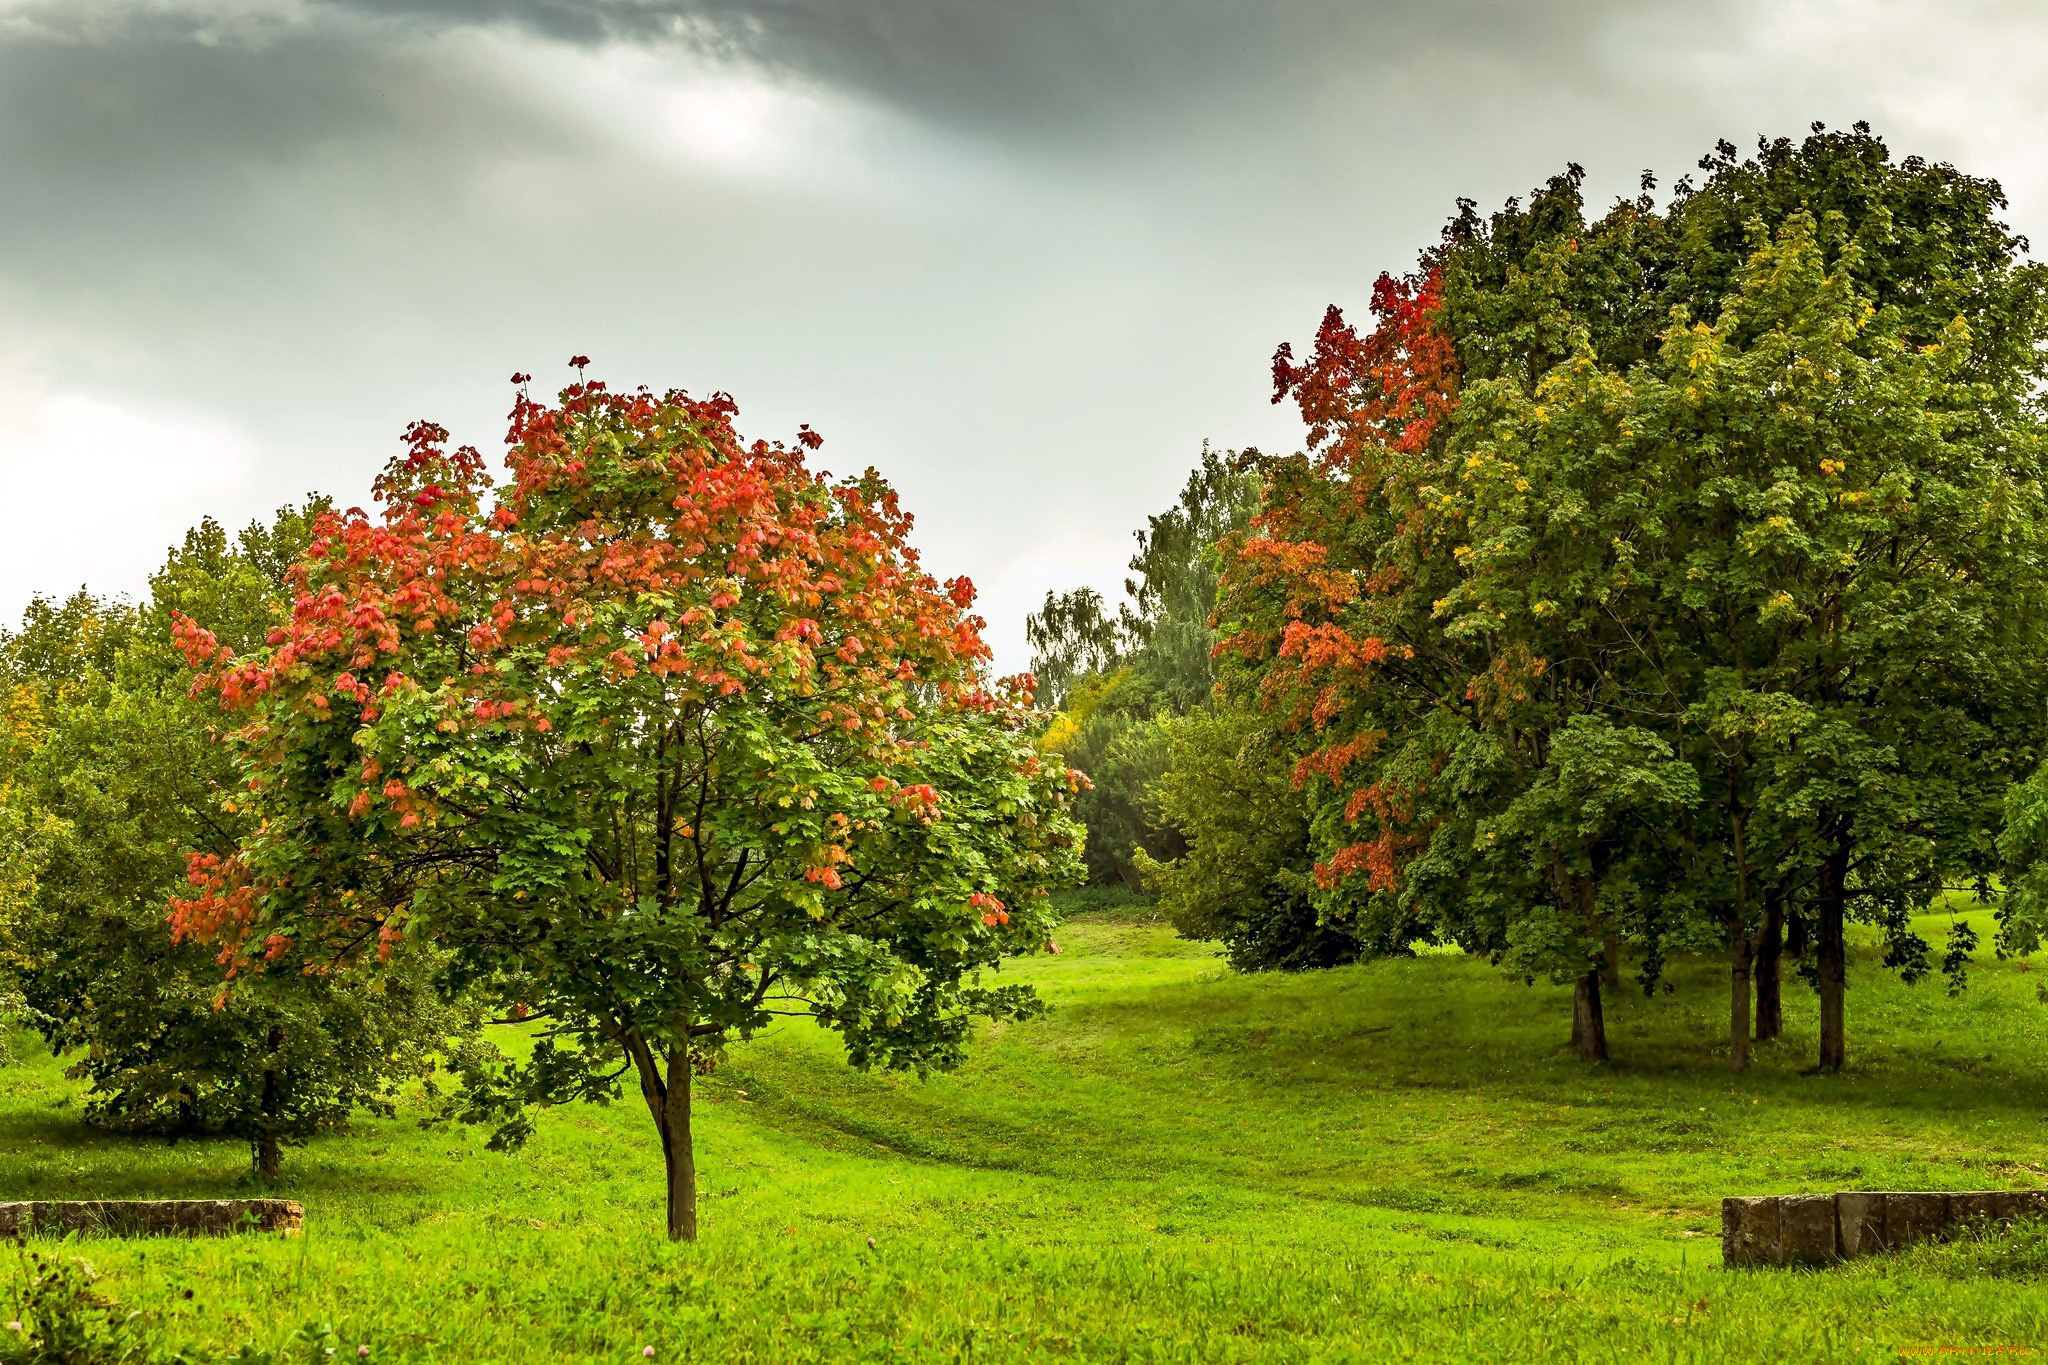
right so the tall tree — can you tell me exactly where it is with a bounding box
[1223,128,2048,1068]
[172,374,1084,1239]
[1662,127,2048,1070]
[1028,446,1264,887]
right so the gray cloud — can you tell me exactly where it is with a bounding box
[310,0,1663,149]
[3,0,2047,661]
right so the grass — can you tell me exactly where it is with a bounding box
[3,900,2047,1361]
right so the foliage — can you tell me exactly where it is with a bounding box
[0,1244,359,1365]
[1029,447,1264,887]
[1136,703,1350,970]
[0,509,466,1177]
[1020,589,1118,716]
[1116,446,1267,713]
[0,693,50,1062]
[1900,1216,2048,1283]
[1224,125,2048,1067]
[170,373,1084,1239]
[0,1244,155,1365]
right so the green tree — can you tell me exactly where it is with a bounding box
[1,509,467,1177]
[1030,447,1264,888]
[1658,128,2048,1070]
[1229,127,2048,1069]
[1024,588,1120,715]
[1446,170,2048,1072]
[1137,702,1351,970]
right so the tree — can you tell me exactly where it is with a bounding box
[1029,446,1263,714]
[1118,446,1267,712]
[1659,128,2048,1070]
[1029,446,1265,888]
[1213,269,1490,991]
[172,373,1085,1240]
[1024,588,1120,715]
[1045,688,1176,888]
[1443,139,2048,1072]
[0,509,465,1177]
[1137,702,1350,970]
[0,687,51,1060]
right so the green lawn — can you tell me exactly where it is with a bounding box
[4,902,2048,1362]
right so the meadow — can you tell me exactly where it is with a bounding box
[4,896,2047,1363]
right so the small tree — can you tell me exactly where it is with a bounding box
[0,511,464,1178]
[174,373,1084,1239]
[1138,702,1350,970]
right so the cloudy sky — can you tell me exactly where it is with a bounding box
[3,0,2046,664]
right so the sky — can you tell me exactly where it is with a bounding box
[4,0,2048,666]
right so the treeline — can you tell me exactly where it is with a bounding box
[1032,123,2048,1071]
[6,121,2048,1211]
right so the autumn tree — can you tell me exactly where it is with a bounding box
[1212,270,1499,985]
[173,371,1084,1240]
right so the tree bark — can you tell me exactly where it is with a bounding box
[1816,839,1850,1072]
[1729,920,1753,1074]
[631,1029,699,1241]
[1785,904,1810,959]
[1754,889,1784,1043]
[255,1023,283,1183]
[1601,934,1621,988]
[1571,968,1608,1062]
[662,1048,698,1243]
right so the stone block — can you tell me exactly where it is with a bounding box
[1987,1191,2027,1225]
[2007,1190,2048,1223]
[1722,1196,1784,1267]
[1950,1192,2007,1231]
[1882,1191,1949,1250]
[1781,1193,1839,1265]
[1726,1189,2048,1269]
[1836,1192,1885,1259]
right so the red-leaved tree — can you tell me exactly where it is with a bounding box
[172,369,1085,1239]
[1214,273,1475,947]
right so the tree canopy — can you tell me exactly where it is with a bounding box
[0,507,464,1177]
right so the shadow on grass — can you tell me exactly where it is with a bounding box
[0,1109,442,1203]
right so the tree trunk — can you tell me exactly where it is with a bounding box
[1816,840,1850,1072]
[1601,934,1621,988]
[1785,904,1810,959]
[1571,968,1608,1063]
[629,1031,700,1241]
[1729,920,1753,1074]
[661,1050,698,1242]
[255,1024,283,1183]
[1754,890,1784,1043]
